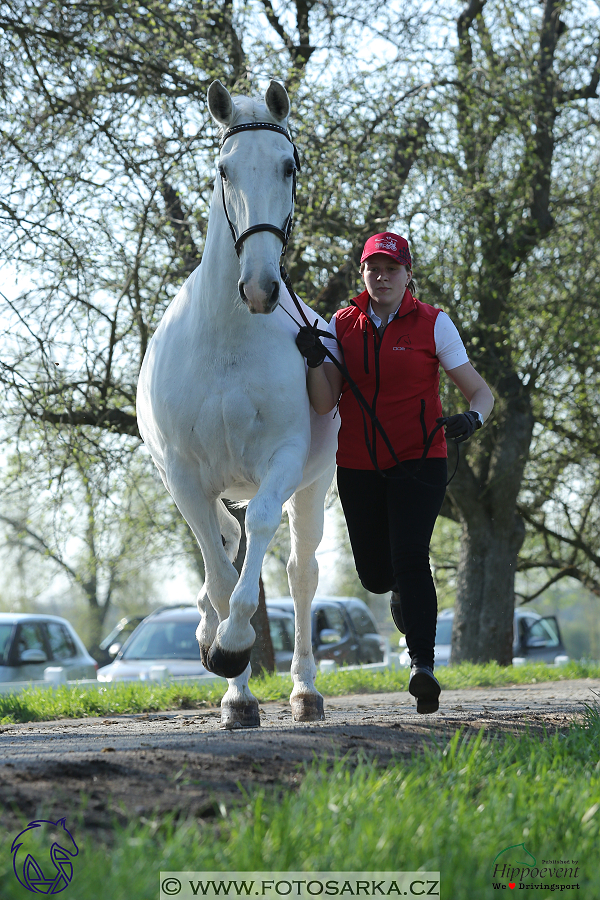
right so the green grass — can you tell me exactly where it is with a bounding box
[2,702,599,899]
[1,659,599,725]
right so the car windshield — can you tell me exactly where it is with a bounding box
[436,619,453,645]
[122,620,201,660]
[0,624,13,664]
[100,619,141,651]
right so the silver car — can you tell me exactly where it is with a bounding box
[97,606,210,682]
[398,607,569,666]
[0,613,98,682]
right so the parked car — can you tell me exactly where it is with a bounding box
[265,606,296,672]
[95,604,201,667]
[266,596,386,668]
[95,615,146,667]
[99,598,386,681]
[398,607,569,667]
[0,613,98,682]
[97,606,210,682]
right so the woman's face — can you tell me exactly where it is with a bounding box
[362,254,411,314]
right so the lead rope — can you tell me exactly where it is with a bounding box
[279,270,460,488]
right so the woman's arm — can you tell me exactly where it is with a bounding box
[445,362,494,421]
[306,362,344,415]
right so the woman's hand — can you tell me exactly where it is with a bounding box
[438,411,480,443]
[296,324,327,368]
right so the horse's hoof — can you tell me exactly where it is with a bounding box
[291,693,325,722]
[221,701,260,729]
[206,644,251,679]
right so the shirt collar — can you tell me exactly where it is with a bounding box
[351,288,417,320]
[367,301,402,328]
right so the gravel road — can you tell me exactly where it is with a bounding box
[0,677,598,835]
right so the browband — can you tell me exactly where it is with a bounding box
[220,122,301,171]
[220,122,293,147]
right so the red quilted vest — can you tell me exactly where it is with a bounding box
[334,288,447,469]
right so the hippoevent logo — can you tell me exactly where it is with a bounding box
[491,843,580,891]
[11,817,79,894]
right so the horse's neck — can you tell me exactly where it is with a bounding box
[195,187,243,326]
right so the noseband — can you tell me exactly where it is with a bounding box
[219,122,301,258]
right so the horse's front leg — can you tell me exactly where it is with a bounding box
[165,463,239,664]
[286,463,335,721]
[208,445,305,681]
[193,498,242,658]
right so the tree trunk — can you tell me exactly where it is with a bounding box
[82,580,110,661]
[449,386,534,664]
[452,511,525,664]
[250,577,276,676]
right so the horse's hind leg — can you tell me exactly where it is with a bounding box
[215,502,260,727]
[219,664,260,728]
[286,462,335,722]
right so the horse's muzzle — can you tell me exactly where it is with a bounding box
[239,278,280,314]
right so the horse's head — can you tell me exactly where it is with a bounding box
[208,80,297,314]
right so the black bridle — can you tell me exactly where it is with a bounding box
[219,122,301,258]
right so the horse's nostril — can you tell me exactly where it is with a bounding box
[268,281,280,309]
[238,282,247,303]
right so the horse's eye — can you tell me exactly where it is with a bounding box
[284,162,295,178]
[219,166,227,182]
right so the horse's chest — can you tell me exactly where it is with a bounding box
[190,362,309,449]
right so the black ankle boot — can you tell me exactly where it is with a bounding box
[409,665,441,714]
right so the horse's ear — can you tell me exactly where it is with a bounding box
[207,81,233,127]
[265,81,290,122]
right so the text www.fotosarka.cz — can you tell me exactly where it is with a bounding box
[159,872,441,900]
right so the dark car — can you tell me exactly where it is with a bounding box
[512,608,569,663]
[266,607,296,672]
[266,596,386,669]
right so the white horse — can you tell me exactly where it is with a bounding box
[137,80,339,726]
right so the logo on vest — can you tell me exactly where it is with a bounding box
[393,334,412,350]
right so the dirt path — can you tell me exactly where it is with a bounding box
[0,678,598,836]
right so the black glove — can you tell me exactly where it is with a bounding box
[296,322,327,368]
[437,411,480,443]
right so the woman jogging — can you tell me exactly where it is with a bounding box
[296,232,494,714]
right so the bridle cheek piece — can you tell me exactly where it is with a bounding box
[219,122,300,258]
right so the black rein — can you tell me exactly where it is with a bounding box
[219,122,458,487]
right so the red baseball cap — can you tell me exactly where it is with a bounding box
[360,232,412,268]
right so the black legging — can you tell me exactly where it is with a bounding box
[337,458,447,669]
